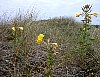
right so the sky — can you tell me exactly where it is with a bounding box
[0,0,100,24]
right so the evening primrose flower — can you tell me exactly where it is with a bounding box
[83,27,86,31]
[12,27,23,31]
[18,27,23,30]
[36,34,45,44]
[76,13,81,17]
[93,12,98,17]
[12,27,16,31]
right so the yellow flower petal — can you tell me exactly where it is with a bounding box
[12,27,16,31]
[18,27,23,30]
[36,39,43,44]
[76,13,81,17]
[83,28,86,31]
[36,34,44,44]
[38,34,44,38]
[93,12,98,17]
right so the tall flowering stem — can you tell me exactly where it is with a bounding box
[76,4,98,58]
[36,34,58,77]
[11,21,24,77]
[45,45,53,77]
[75,4,98,76]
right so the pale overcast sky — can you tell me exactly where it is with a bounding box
[0,0,100,24]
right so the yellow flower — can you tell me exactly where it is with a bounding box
[12,27,23,31]
[83,27,86,31]
[18,27,23,30]
[76,13,81,17]
[36,34,44,44]
[93,12,98,17]
[12,27,16,31]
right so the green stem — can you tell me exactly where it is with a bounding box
[45,47,53,77]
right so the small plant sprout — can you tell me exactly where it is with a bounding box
[76,4,98,24]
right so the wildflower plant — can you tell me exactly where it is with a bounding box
[36,34,58,77]
[75,4,98,52]
[75,4,99,76]
[11,21,25,77]
[11,21,33,77]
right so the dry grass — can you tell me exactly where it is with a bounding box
[0,11,100,77]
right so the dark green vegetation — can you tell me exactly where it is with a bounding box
[0,16,100,77]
